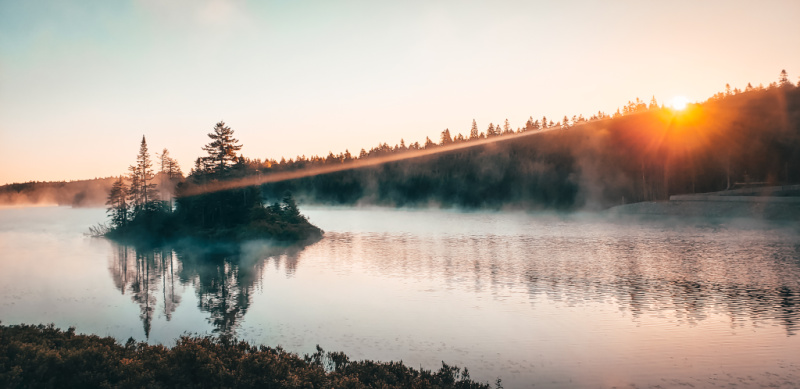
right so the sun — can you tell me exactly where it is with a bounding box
[669,96,690,110]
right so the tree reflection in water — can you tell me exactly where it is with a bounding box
[108,241,302,337]
[106,227,800,339]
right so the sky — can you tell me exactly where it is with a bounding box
[1,0,799,185]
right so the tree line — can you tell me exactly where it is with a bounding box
[255,69,800,210]
[241,69,799,182]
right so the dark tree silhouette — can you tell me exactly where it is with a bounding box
[440,128,453,145]
[128,136,158,214]
[106,176,128,229]
[202,121,242,174]
[469,119,479,140]
[780,69,790,86]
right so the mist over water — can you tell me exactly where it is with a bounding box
[2,206,800,388]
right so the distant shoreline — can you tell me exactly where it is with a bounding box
[608,200,800,221]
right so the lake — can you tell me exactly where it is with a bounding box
[1,205,799,388]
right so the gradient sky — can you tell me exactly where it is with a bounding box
[1,0,799,185]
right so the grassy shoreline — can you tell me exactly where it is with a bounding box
[0,323,499,389]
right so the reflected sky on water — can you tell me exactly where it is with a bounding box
[2,206,800,388]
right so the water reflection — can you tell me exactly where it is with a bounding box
[108,223,800,339]
[304,226,800,336]
[108,241,303,337]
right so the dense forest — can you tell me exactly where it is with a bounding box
[4,70,799,211]
[254,71,800,210]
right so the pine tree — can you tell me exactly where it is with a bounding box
[159,149,171,176]
[202,121,242,175]
[779,69,790,86]
[525,117,534,132]
[424,136,435,148]
[440,129,453,145]
[155,149,183,180]
[127,164,141,211]
[470,119,479,140]
[131,136,158,213]
[649,96,658,109]
[106,176,128,228]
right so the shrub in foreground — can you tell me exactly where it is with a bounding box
[0,323,499,389]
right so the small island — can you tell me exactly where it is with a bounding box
[96,122,322,246]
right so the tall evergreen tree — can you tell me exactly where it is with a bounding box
[127,164,142,212]
[159,148,171,176]
[469,119,479,140]
[131,136,158,213]
[440,129,453,145]
[424,136,435,148]
[525,117,534,132]
[157,148,183,179]
[486,123,496,137]
[202,121,242,175]
[779,69,790,86]
[106,176,128,229]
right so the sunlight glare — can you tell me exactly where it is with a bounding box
[669,96,690,110]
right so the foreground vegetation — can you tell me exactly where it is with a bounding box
[0,323,497,389]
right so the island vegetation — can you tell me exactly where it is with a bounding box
[96,123,322,245]
[0,323,498,389]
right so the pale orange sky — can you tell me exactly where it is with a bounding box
[1,0,799,185]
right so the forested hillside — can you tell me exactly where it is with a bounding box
[259,83,800,210]
[0,178,116,207]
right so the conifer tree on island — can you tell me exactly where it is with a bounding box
[106,176,128,229]
[202,121,242,174]
[128,136,158,213]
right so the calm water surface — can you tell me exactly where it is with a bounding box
[1,206,800,388]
